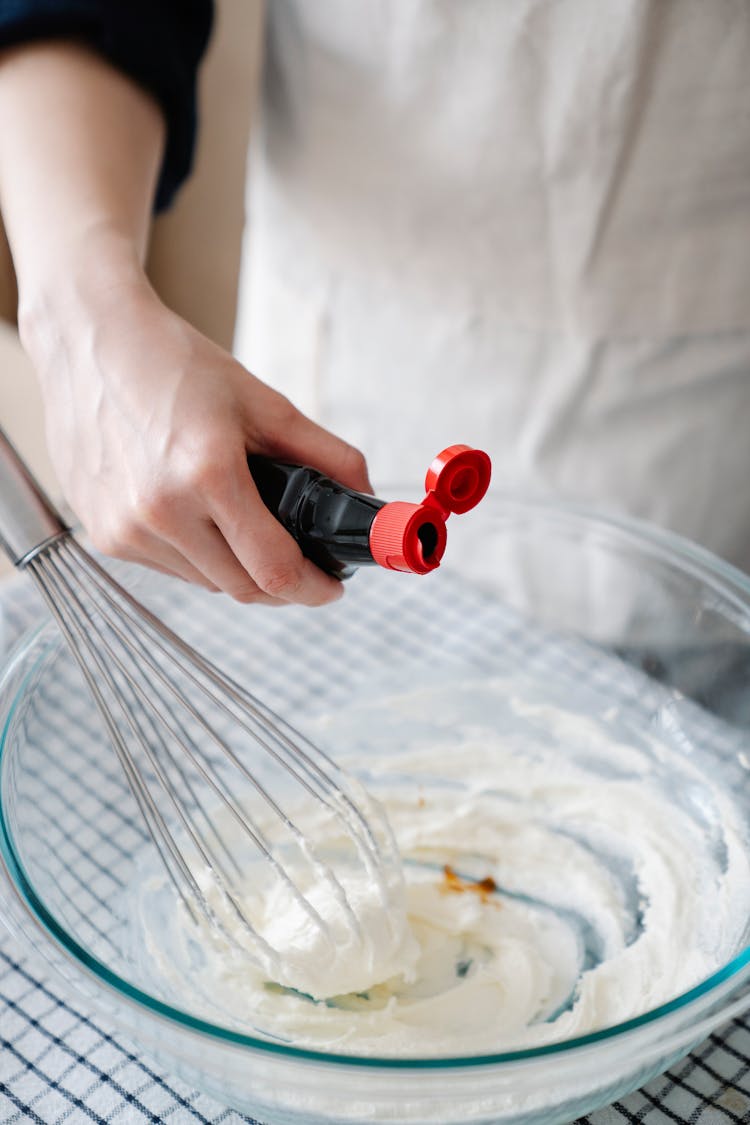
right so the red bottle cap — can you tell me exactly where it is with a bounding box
[369,446,491,574]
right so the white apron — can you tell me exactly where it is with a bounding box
[235,0,750,573]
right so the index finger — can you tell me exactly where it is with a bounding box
[210,453,345,607]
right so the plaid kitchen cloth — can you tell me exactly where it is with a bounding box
[2,569,750,1125]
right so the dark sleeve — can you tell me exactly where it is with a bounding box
[0,1,214,211]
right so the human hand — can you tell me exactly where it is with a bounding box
[21,262,372,606]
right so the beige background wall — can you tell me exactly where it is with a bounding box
[0,0,262,543]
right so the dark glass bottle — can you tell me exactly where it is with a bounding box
[248,445,491,579]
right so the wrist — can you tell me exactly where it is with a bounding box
[17,224,149,360]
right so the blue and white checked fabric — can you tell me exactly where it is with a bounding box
[2,568,750,1125]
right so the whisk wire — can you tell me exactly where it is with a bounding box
[125,696,243,881]
[72,546,352,807]
[48,552,332,934]
[31,553,206,924]
[40,541,378,953]
[70,544,386,863]
[66,544,389,910]
[32,552,300,965]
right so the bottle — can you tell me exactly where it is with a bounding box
[247,445,491,579]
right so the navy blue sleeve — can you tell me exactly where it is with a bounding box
[0,0,214,210]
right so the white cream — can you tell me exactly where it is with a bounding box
[190,807,419,999]
[137,677,750,1056]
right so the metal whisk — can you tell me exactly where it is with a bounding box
[0,427,403,986]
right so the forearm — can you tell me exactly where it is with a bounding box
[0,39,164,333]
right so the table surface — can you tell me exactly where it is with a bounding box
[2,570,750,1125]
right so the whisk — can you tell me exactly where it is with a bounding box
[0,426,407,995]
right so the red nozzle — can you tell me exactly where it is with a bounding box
[369,445,491,574]
[369,502,448,574]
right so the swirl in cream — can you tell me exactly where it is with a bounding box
[137,677,750,1056]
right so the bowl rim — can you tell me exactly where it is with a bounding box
[2,496,750,1069]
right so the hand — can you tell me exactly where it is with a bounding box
[22,264,372,606]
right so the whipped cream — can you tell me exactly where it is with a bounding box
[136,676,750,1056]
[188,792,419,999]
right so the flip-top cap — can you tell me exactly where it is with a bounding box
[424,445,492,515]
[368,444,491,575]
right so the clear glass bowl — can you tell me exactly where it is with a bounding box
[2,495,750,1125]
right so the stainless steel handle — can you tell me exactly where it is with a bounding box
[0,426,68,566]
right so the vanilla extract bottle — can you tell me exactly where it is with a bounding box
[247,445,491,579]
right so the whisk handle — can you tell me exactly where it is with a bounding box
[0,427,68,566]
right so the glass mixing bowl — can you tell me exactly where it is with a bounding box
[2,495,750,1125]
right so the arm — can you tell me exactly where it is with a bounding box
[0,41,371,605]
